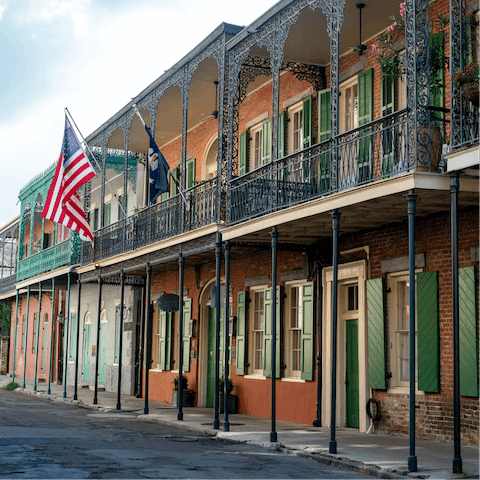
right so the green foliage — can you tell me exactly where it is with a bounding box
[2,382,20,391]
[173,374,189,390]
[219,377,234,395]
[0,302,11,336]
[453,61,479,86]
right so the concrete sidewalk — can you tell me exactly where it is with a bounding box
[1,375,478,480]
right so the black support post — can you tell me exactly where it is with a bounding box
[214,232,222,430]
[313,268,322,427]
[178,248,185,421]
[329,210,340,454]
[407,190,418,472]
[93,276,102,405]
[451,173,462,474]
[144,264,152,415]
[74,280,82,401]
[117,270,125,411]
[223,240,231,432]
[270,226,278,443]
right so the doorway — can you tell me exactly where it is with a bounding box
[346,319,359,428]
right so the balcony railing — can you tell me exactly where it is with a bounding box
[451,96,479,151]
[229,109,411,224]
[17,238,79,282]
[82,178,219,265]
[0,274,16,296]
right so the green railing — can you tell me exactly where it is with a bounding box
[17,236,80,281]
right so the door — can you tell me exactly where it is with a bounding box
[206,307,225,407]
[346,319,359,428]
[41,317,48,375]
[83,324,91,382]
[98,323,107,384]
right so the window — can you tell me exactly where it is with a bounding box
[285,285,302,379]
[43,230,55,249]
[388,273,417,389]
[118,193,127,220]
[340,77,358,133]
[104,201,111,226]
[249,124,263,171]
[249,289,265,375]
[91,207,99,231]
[288,102,303,154]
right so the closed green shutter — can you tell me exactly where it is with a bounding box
[318,90,331,192]
[367,279,386,389]
[171,167,179,196]
[381,60,396,176]
[262,119,272,165]
[159,310,167,370]
[263,286,281,378]
[302,95,313,148]
[236,291,246,375]
[358,69,374,182]
[278,111,286,159]
[459,266,479,397]
[417,271,440,393]
[186,159,196,189]
[429,33,445,127]
[182,298,192,372]
[239,131,248,175]
[301,281,315,381]
[70,313,78,362]
[165,312,172,370]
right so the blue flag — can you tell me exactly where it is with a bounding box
[144,124,170,204]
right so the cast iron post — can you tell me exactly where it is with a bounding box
[144,264,152,414]
[271,226,279,443]
[93,275,102,405]
[214,232,222,430]
[223,240,231,432]
[47,278,55,395]
[63,272,71,398]
[23,285,31,389]
[178,248,185,421]
[74,280,82,401]
[34,283,42,391]
[11,289,19,384]
[116,270,125,410]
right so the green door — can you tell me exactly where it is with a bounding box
[98,323,107,384]
[206,307,225,407]
[346,319,359,428]
[83,324,91,382]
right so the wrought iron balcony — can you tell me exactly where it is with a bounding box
[81,178,219,265]
[17,237,80,282]
[0,274,16,296]
[229,109,417,224]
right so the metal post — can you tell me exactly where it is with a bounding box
[178,248,185,421]
[93,276,102,405]
[329,210,340,454]
[407,190,418,472]
[23,285,31,389]
[271,226,278,443]
[34,283,42,391]
[74,280,82,401]
[12,290,19,383]
[48,278,55,395]
[213,231,222,430]
[313,268,322,427]
[63,272,71,398]
[223,240,231,432]
[144,264,152,414]
[451,174,462,474]
[117,270,125,410]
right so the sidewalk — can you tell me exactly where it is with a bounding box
[1,375,478,480]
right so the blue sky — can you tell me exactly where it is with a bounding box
[0,0,278,228]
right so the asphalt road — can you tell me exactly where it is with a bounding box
[0,389,374,479]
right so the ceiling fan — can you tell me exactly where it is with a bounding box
[352,3,368,56]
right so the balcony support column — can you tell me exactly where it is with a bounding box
[223,240,231,432]
[270,226,278,443]
[62,272,71,398]
[47,278,55,395]
[74,280,82,401]
[12,289,19,383]
[34,283,42,391]
[93,275,102,405]
[450,173,462,474]
[329,210,340,454]
[178,248,185,421]
[213,231,222,430]
[144,263,152,414]
[116,270,125,410]
[23,285,31,389]
[407,190,418,472]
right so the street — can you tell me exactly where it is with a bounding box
[0,389,374,479]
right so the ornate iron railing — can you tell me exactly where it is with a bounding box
[451,96,479,150]
[0,274,16,296]
[17,238,78,281]
[81,178,219,265]
[229,109,411,224]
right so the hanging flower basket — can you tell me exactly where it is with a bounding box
[461,80,479,106]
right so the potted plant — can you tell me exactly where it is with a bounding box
[219,378,238,414]
[172,375,195,407]
[453,61,479,106]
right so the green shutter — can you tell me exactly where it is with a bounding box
[171,168,179,196]
[262,119,271,165]
[381,60,396,176]
[104,202,111,226]
[302,95,313,148]
[459,266,478,397]
[358,69,374,182]
[417,271,440,393]
[367,279,386,389]
[115,310,120,364]
[429,33,445,126]
[278,111,286,159]
[318,90,331,192]
[239,131,248,175]
[186,159,196,189]
[236,291,246,375]
[183,298,192,372]
[381,61,395,117]
[301,282,315,381]
[159,310,167,370]
[263,286,281,378]
[70,313,77,362]
[165,312,172,370]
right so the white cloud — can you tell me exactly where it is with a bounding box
[0,0,9,20]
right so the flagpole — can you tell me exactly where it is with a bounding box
[64,108,127,219]
[132,104,190,211]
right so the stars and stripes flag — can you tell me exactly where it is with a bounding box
[42,116,96,242]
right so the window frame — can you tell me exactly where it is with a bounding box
[249,123,263,172]
[339,76,359,134]
[247,286,267,377]
[287,101,304,155]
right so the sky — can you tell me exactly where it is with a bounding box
[0,0,279,228]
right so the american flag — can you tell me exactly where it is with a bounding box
[42,116,96,242]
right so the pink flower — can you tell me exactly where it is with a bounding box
[400,9,405,17]
[385,39,388,43]
[387,24,395,32]
[400,2,406,9]
[371,43,379,53]
[393,21,398,26]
